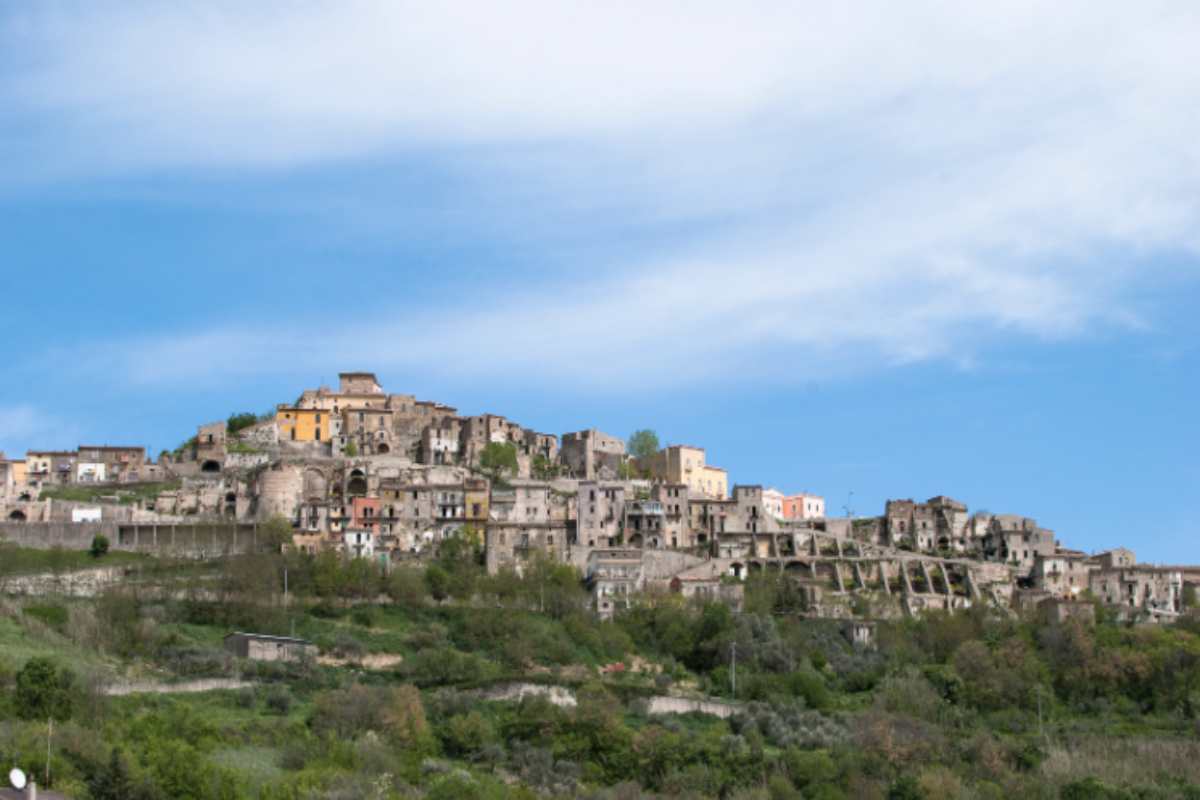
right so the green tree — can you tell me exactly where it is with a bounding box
[344,439,358,457]
[532,454,559,479]
[426,564,452,602]
[226,411,259,434]
[88,748,134,800]
[628,429,660,461]
[479,441,518,482]
[15,657,74,721]
[90,533,110,558]
[260,514,294,552]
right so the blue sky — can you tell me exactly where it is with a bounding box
[1,2,1198,561]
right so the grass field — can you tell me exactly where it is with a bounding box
[0,545,149,576]
[38,480,180,506]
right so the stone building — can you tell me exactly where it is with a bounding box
[586,548,644,620]
[576,481,627,547]
[485,522,570,575]
[224,632,317,663]
[1090,565,1182,621]
[637,444,728,499]
[419,418,462,465]
[652,483,692,548]
[980,515,1055,575]
[196,421,227,473]
[76,445,147,482]
[624,499,667,548]
[561,429,625,480]
[1033,550,1093,599]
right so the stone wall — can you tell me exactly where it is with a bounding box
[0,520,261,555]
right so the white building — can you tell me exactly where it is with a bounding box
[71,507,103,523]
[76,462,107,483]
[343,529,375,558]
[762,488,785,519]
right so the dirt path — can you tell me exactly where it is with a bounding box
[103,677,254,696]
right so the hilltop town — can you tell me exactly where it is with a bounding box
[0,371,1190,626]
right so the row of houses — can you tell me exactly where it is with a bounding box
[1,445,158,494]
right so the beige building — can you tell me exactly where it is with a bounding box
[638,445,728,499]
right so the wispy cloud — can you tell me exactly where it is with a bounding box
[4,2,1200,387]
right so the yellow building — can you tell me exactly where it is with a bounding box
[276,406,333,443]
[639,445,728,499]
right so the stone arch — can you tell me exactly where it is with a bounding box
[201,459,221,473]
[8,509,26,521]
[347,475,368,496]
[376,442,390,455]
[730,561,745,579]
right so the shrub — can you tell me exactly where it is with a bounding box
[90,534,110,558]
[15,657,75,721]
[264,685,292,715]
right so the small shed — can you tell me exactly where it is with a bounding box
[223,632,317,663]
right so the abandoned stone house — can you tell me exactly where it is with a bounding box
[485,522,570,575]
[587,548,645,620]
[1090,566,1182,619]
[224,632,317,663]
[576,481,627,547]
[561,429,625,480]
[979,516,1056,574]
[1032,550,1093,598]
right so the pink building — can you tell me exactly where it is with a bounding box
[351,496,381,534]
[782,493,825,520]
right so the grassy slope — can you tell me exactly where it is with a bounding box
[0,546,149,575]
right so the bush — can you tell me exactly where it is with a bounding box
[15,657,75,721]
[264,685,292,715]
[351,606,378,628]
[90,534,110,558]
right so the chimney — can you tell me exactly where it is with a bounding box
[26,782,36,800]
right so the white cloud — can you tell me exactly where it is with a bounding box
[4,2,1200,385]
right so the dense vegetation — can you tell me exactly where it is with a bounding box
[2,538,1200,799]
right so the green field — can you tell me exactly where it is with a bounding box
[0,545,149,576]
